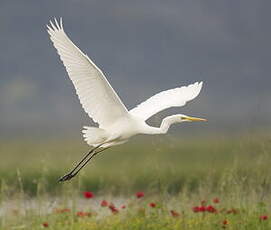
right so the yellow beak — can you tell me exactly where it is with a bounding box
[184,116,207,122]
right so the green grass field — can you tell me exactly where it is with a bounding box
[1,133,271,229]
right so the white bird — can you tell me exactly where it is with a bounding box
[47,18,207,182]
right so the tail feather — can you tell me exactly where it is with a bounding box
[82,126,108,146]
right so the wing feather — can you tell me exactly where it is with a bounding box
[129,82,203,121]
[47,18,128,128]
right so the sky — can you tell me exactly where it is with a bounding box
[0,0,270,138]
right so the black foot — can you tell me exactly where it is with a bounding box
[58,173,75,182]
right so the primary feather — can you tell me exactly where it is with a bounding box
[129,82,203,121]
[47,18,128,128]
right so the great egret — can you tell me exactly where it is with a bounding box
[47,18,206,182]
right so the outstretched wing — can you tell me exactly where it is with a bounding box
[47,19,128,128]
[129,82,203,121]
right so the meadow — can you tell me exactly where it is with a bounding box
[1,132,271,229]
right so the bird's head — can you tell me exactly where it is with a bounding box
[179,114,207,123]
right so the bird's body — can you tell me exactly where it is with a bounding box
[47,18,207,181]
[83,114,144,148]
[82,114,166,148]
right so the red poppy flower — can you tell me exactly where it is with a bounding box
[83,191,94,199]
[260,215,268,221]
[192,206,200,213]
[149,202,156,208]
[193,205,211,213]
[108,203,119,214]
[136,192,144,198]
[170,210,180,217]
[100,200,108,207]
[111,207,119,214]
[222,220,228,225]
[108,203,115,209]
[76,211,85,217]
[42,222,49,227]
[121,205,126,209]
[206,205,217,213]
[76,211,91,217]
[213,198,220,203]
[199,206,206,212]
[62,208,71,213]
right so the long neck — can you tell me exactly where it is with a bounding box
[144,115,180,135]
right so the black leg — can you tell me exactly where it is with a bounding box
[65,147,109,180]
[58,144,103,182]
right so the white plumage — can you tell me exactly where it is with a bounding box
[47,18,206,181]
[47,19,128,129]
[47,18,206,148]
[130,82,203,121]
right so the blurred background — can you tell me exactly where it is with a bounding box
[1,0,271,137]
[0,0,270,194]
